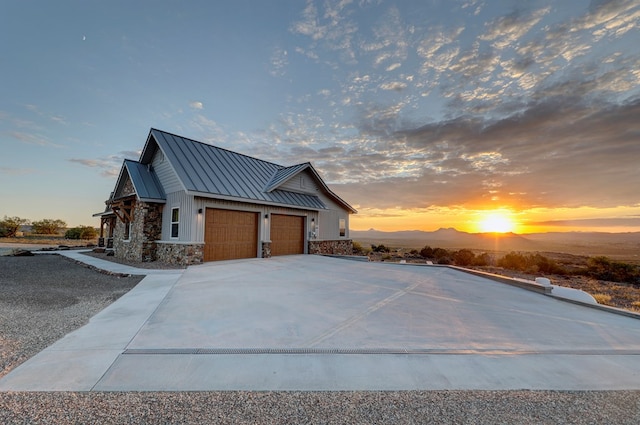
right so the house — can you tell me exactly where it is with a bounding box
[94,128,356,265]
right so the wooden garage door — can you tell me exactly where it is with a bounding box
[204,209,258,261]
[270,214,304,256]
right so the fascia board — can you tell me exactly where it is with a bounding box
[187,190,325,211]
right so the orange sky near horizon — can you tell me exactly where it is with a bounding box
[349,205,640,234]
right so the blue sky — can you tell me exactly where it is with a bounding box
[1,0,639,232]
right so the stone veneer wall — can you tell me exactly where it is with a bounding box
[141,203,163,262]
[156,243,204,266]
[113,201,163,262]
[308,239,353,255]
[261,241,272,258]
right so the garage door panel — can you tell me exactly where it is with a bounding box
[204,209,258,261]
[271,214,304,256]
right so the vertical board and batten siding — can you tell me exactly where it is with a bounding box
[317,193,349,240]
[152,149,182,194]
[162,191,196,242]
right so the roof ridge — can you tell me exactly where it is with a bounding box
[150,128,284,168]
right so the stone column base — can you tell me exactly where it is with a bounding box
[262,241,272,258]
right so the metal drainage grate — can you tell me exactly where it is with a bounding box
[122,347,640,355]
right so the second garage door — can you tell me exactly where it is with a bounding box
[270,214,304,256]
[204,209,258,261]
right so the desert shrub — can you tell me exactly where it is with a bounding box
[0,216,30,237]
[530,253,566,275]
[473,252,492,267]
[497,252,528,271]
[371,244,391,253]
[496,252,567,275]
[65,225,98,240]
[419,245,434,258]
[587,256,640,284]
[31,218,67,235]
[593,293,613,305]
[453,249,475,266]
[432,247,451,261]
[352,241,368,255]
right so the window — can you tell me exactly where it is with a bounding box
[124,221,131,240]
[171,208,179,238]
[339,219,346,237]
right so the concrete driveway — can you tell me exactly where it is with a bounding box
[1,254,640,391]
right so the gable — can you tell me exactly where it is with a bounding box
[112,159,166,203]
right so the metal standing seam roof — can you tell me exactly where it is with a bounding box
[147,129,338,211]
[123,159,166,202]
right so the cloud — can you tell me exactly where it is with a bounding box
[10,131,64,148]
[379,81,406,91]
[269,1,640,216]
[0,166,35,176]
[68,150,140,178]
[290,0,359,65]
[528,217,640,228]
[479,7,550,50]
[189,101,204,110]
[269,47,289,77]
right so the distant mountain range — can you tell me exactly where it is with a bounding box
[351,228,640,260]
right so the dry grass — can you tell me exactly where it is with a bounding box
[592,293,613,305]
[0,237,97,247]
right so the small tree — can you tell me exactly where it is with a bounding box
[0,216,30,237]
[65,225,98,240]
[31,218,67,235]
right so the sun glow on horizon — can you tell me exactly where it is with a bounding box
[477,211,517,233]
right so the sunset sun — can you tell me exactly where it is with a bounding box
[477,212,516,233]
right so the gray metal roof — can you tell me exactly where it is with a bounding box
[145,129,350,211]
[123,159,166,202]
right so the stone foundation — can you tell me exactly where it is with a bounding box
[308,239,353,255]
[156,243,204,266]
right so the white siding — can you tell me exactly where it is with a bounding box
[162,191,194,242]
[316,192,350,240]
[278,170,319,195]
[153,150,182,193]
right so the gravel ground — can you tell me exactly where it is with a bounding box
[0,254,143,378]
[1,254,640,424]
